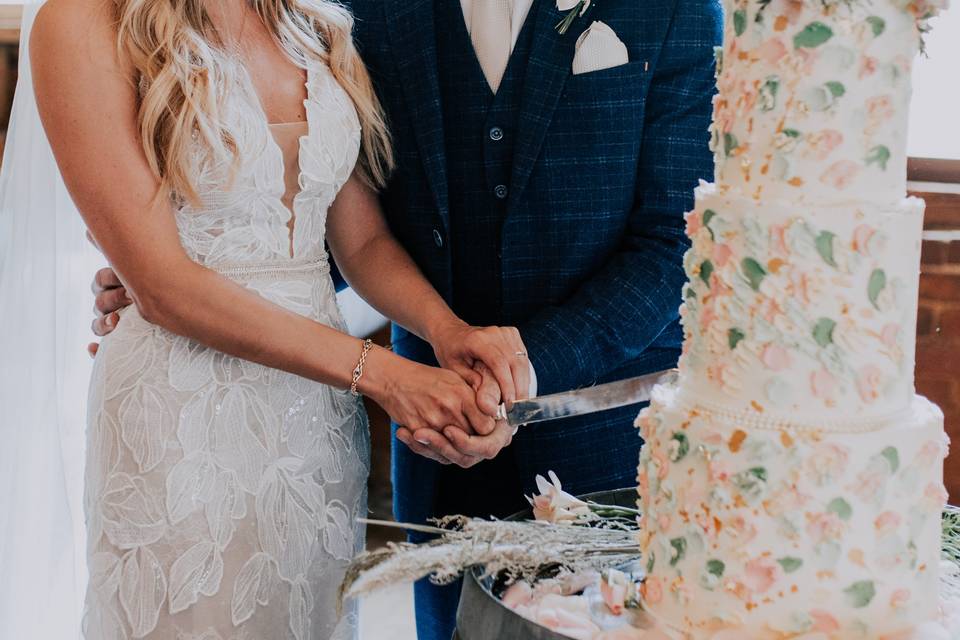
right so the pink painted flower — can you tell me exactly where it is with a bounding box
[600,569,631,615]
[810,609,841,633]
[860,55,878,78]
[700,304,717,331]
[866,95,895,128]
[756,37,788,65]
[923,483,949,511]
[852,224,878,256]
[743,557,779,593]
[641,576,663,604]
[880,324,901,349]
[527,471,592,524]
[856,365,884,403]
[760,343,791,371]
[651,449,670,480]
[806,511,845,544]
[658,513,671,532]
[807,129,844,161]
[853,467,888,503]
[769,222,791,256]
[875,511,902,535]
[810,367,837,402]
[890,588,911,609]
[918,439,946,466]
[820,160,861,190]
[713,243,733,268]
[708,458,731,483]
[807,442,850,485]
[637,469,650,498]
[686,211,703,236]
[726,514,758,543]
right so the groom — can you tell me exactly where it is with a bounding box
[348,0,720,636]
[92,0,721,637]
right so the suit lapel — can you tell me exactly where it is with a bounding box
[384,0,449,220]
[509,0,579,210]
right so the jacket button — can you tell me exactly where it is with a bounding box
[494,184,509,200]
[489,127,504,142]
[433,229,444,248]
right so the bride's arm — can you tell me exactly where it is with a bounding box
[29,0,491,440]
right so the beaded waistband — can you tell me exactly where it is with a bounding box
[210,256,330,281]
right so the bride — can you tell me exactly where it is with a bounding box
[28,0,523,638]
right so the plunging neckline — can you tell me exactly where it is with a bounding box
[240,63,313,259]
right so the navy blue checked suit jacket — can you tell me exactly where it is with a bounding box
[345,0,722,526]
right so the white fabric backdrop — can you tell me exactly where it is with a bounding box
[0,2,104,636]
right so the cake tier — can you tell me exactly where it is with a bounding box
[637,385,948,639]
[711,0,919,205]
[679,184,924,430]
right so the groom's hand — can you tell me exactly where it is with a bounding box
[89,266,132,356]
[429,321,530,413]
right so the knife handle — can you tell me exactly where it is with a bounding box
[495,404,508,422]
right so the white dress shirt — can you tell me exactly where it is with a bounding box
[460,0,537,53]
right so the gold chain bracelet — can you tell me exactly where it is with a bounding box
[350,339,374,397]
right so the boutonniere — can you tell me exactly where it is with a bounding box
[556,0,593,35]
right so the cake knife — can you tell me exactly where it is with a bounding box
[495,368,678,428]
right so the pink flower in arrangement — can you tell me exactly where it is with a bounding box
[713,243,733,268]
[760,343,791,371]
[820,160,861,190]
[806,511,845,544]
[756,37,788,65]
[641,577,663,604]
[890,588,912,609]
[743,557,779,593]
[527,471,592,524]
[810,367,838,402]
[600,569,631,615]
[809,609,841,633]
[875,511,902,535]
[807,129,844,161]
[880,324,901,349]
[502,582,535,608]
[856,365,885,403]
[860,55,879,79]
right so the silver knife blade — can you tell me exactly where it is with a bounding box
[496,368,678,428]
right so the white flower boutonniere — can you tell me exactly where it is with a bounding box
[556,0,593,35]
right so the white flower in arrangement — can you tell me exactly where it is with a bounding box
[528,471,592,524]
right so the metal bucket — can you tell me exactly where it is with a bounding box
[454,488,638,640]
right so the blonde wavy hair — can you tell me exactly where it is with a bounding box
[115,0,393,204]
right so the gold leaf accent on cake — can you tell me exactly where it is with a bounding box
[729,429,748,452]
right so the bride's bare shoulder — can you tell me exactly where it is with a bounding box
[32,0,119,68]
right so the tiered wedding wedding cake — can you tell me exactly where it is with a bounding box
[637,0,950,636]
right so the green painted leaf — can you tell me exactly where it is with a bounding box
[734,9,747,36]
[703,209,717,239]
[825,81,846,98]
[813,318,837,348]
[706,559,725,578]
[794,22,834,49]
[741,258,767,291]
[868,269,887,310]
[669,537,688,567]
[670,432,691,462]
[685,286,697,300]
[815,231,838,267]
[728,327,746,350]
[844,580,876,608]
[778,557,804,573]
[828,497,853,521]
[782,128,802,138]
[749,467,768,482]
[867,16,886,37]
[647,551,655,574]
[724,132,739,157]
[700,260,715,285]
[881,446,900,473]
[866,145,891,170]
[759,76,780,111]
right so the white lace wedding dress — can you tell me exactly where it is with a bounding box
[82,59,370,640]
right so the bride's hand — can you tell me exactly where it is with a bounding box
[360,350,497,438]
[428,320,531,415]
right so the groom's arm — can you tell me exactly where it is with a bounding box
[520,0,722,395]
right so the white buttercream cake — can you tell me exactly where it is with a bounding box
[636,0,951,636]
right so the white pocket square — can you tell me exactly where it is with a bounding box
[572,21,629,75]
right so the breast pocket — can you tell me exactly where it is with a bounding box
[562,60,650,105]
